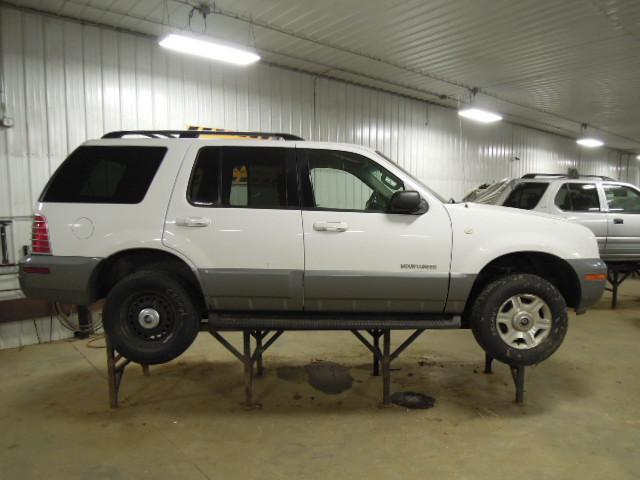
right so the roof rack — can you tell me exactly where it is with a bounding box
[102,130,304,141]
[521,173,616,181]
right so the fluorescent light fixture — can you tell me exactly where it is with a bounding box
[637,155,640,160]
[458,108,502,123]
[159,34,260,66]
[576,137,604,148]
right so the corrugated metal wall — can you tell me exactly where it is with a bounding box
[0,5,638,346]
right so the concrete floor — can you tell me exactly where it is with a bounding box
[1,282,639,480]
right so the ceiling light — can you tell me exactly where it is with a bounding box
[576,138,604,148]
[636,155,640,160]
[159,34,260,66]
[458,108,502,123]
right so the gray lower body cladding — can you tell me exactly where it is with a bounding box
[304,270,451,312]
[18,256,607,314]
[566,258,607,310]
[19,255,101,305]
[444,273,477,313]
[199,268,305,310]
[199,269,454,312]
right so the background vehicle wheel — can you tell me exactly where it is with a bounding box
[469,273,568,366]
[103,271,201,365]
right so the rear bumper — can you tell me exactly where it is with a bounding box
[19,255,101,305]
[567,258,607,312]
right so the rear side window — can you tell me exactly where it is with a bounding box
[554,183,600,212]
[41,146,166,204]
[188,147,298,208]
[503,182,548,210]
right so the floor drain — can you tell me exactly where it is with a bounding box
[390,391,435,409]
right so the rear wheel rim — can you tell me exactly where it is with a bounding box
[126,292,176,342]
[495,293,552,350]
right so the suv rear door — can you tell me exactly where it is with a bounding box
[551,182,608,253]
[297,146,452,312]
[163,143,304,311]
[602,183,640,260]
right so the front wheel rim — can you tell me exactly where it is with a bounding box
[495,293,552,350]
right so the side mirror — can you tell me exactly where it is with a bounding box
[389,191,428,214]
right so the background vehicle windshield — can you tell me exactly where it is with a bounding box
[376,151,446,202]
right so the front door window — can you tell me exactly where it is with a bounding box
[305,149,404,212]
[604,184,640,213]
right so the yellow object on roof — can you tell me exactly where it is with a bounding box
[187,126,276,140]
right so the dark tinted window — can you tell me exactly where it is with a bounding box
[554,183,600,212]
[604,184,640,213]
[41,146,166,204]
[188,147,297,208]
[503,182,548,210]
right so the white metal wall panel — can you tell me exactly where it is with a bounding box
[0,6,639,346]
[0,5,637,241]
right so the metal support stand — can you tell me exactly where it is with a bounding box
[76,306,93,339]
[483,354,526,404]
[351,329,425,406]
[369,329,383,376]
[102,320,534,407]
[511,365,525,404]
[606,263,640,309]
[484,352,493,374]
[106,335,150,408]
[208,329,283,407]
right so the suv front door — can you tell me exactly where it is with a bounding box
[163,144,304,310]
[602,183,640,261]
[298,147,452,312]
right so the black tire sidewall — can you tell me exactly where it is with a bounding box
[103,271,200,365]
[470,273,568,366]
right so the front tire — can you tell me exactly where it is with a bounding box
[470,273,568,366]
[103,271,201,365]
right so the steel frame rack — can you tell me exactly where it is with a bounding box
[483,353,526,404]
[606,262,640,309]
[105,335,149,408]
[105,318,530,408]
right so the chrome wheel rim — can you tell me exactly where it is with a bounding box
[496,294,552,350]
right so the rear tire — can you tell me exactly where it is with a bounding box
[469,273,568,366]
[103,271,201,365]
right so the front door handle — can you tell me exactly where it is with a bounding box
[613,218,624,225]
[313,221,348,232]
[176,216,211,227]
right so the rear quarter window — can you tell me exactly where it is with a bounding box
[503,182,549,210]
[40,146,166,204]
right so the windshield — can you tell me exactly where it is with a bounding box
[375,151,447,202]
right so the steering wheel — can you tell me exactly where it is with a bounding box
[365,191,387,211]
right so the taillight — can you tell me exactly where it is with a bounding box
[31,214,52,254]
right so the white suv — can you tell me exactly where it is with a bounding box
[19,131,606,367]
[494,174,640,262]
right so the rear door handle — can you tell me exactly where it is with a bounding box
[613,218,624,225]
[313,221,348,232]
[176,216,211,227]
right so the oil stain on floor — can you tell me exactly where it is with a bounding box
[277,361,354,395]
[390,391,436,409]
